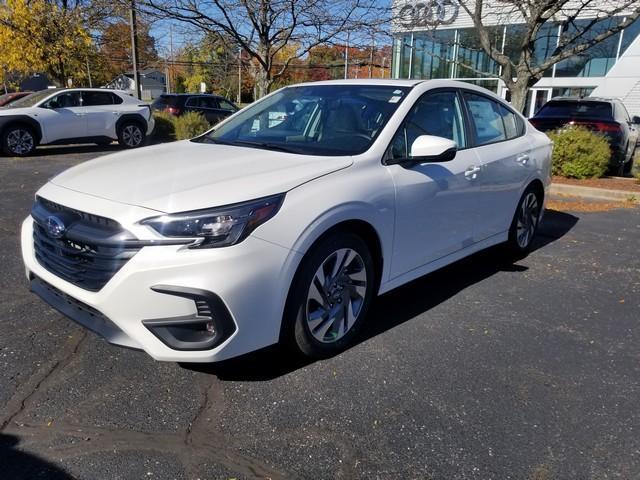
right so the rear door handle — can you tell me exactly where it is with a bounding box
[464,165,481,179]
[516,153,530,165]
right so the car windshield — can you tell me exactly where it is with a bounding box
[8,89,58,108]
[536,101,613,119]
[196,84,411,156]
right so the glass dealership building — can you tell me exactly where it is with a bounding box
[391,1,640,117]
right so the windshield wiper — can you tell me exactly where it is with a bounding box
[232,140,300,154]
[196,137,300,154]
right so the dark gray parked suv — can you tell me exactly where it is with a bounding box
[151,94,239,124]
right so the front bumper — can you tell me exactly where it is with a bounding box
[21,215,301,362]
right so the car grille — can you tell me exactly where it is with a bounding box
[31,196,141,292]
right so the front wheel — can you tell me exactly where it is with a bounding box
[2,125,36,156]
[284,232,375,359]
[506,186,542,256]
[117,122,146,148]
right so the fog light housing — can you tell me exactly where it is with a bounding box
[142,285,236,351]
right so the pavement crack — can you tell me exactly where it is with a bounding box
[0,330,86,431]
[185,379,212,445]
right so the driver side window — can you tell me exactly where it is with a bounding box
[387,90,466,160]
[42,91,81,109]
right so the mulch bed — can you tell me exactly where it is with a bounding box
[552,175,640,193]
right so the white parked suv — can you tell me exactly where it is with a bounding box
[21,80,552,363]
[1,88,154,155]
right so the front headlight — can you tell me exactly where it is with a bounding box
[141,193,284,248]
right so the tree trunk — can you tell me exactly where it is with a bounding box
[255,67,272,99]
[508,81,529,115]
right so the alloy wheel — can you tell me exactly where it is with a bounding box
[6,129,34,155]
[122,125,143,147]
[516,192,540,249]
[305,248,368,343]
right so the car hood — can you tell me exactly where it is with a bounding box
[50,140,353,213]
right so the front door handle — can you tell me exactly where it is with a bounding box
[464,165,481,180]
[516,153,530,165]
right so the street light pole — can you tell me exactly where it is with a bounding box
[130,0,142,99]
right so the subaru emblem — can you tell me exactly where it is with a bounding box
[46,216,66,238]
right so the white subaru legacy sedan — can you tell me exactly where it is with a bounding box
[21,80,552,362]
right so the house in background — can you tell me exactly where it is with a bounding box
[105,69,166,100]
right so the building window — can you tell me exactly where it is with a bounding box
[504,23,558,77]
[455,27,501,78]
[555,17,621,77]
[619,17,640,57]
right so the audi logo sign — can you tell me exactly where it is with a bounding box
[397,0,460,27]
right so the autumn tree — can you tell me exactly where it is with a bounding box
[140,0,386,98]
[0,0,92,87]
[99,20,159,81]
[174,34,240,98]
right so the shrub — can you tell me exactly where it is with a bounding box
[547,126,611,179]
[173,112,211,140]
[152,111,176,142]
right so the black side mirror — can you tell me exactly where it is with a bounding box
[632,116,640,124]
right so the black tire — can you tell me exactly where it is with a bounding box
[283,231,375,359]
[117,121,146,148]
[623,145,636,176]
[505,185,543,257]
[2,124,37,156]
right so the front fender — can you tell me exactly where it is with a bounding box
[0,114,42,143]
[253,162,396,292]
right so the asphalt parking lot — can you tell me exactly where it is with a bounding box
[1,145,639,479]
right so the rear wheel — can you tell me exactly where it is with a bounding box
[2,125,36,156]
[284,232,375,359]
[623,144,636,176]
[117,122,145,148]
[506,186,542,256]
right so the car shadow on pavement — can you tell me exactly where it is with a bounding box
[183,209,579,381]
[0,434,73,480]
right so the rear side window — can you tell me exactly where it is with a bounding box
[153,95,181,108]
[218,99,236,111]
[82,91,114,106]
[536,101,613,118]
[198,97,220,109]
[497,104,524,139]
[463,92,506,145]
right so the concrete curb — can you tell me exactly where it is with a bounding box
[550,183,640,203]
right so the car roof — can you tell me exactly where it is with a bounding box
[32,87,132,95]
[159,93,226,98]
[547,96,619,103]
[290,79,424,88]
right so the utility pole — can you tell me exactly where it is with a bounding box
[237,46,242,104]
[344,32,350,79]
[129,0,142,99]
[369,36,374,79]
[165,62,170,93]
[169,25,174,94]
[86,57,92,87]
